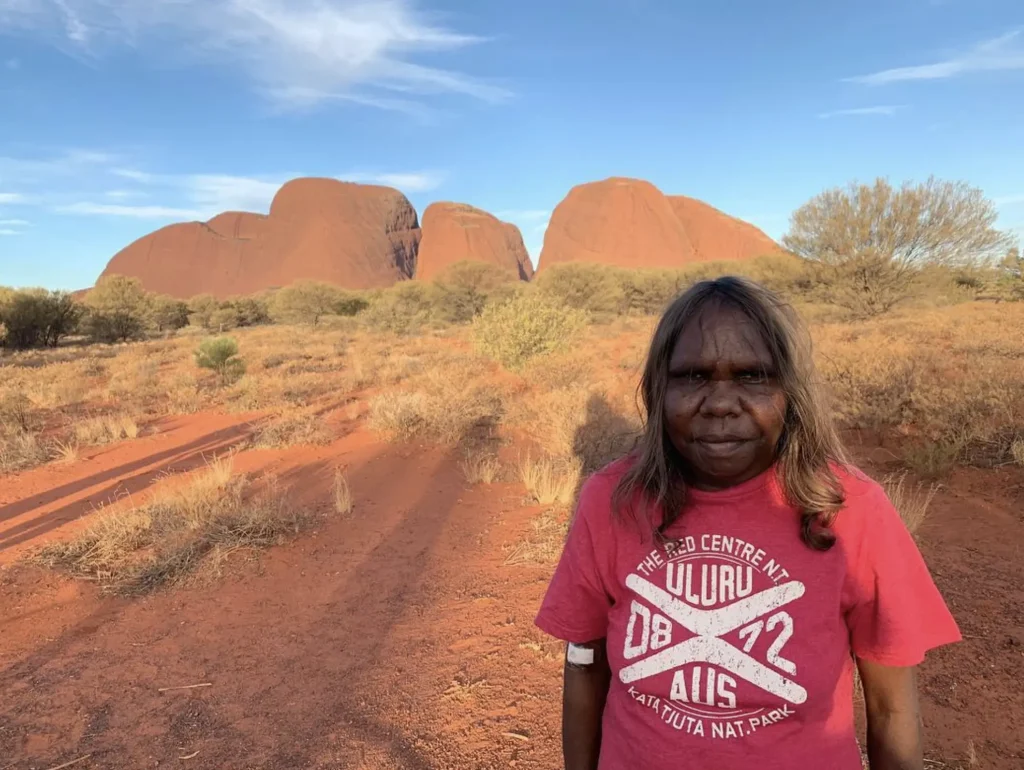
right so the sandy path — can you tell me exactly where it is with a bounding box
[1,419,1022,768]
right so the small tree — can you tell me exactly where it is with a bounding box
[42,291,83,347]
[84,275,152,342]
[783,177,1015,317]
[432,261,519,323]
[271,281,352,327]
[195,337,245,384]
[232,296,272,326]
[151,296,190,332]
[209,305,239,332]
[188,294,219,330]
[472,292,587,370]
[997,246,1023,300]
[534,263,629,315]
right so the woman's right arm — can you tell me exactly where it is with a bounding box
[563,639,611,770]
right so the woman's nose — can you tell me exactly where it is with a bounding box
[699,380,742,417]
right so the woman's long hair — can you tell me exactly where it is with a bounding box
[612,276,848,551]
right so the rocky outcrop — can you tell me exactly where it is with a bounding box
[98,178,421,298]
[538,177,781,271]
[416,203,533,282]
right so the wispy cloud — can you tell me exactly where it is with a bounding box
[55,202,205,219]
[104,189,145,200]
[0,0,510,111]
[0,218,30,226]
[186,174,287,212]
[339,170,444,192]
[847,30,1024,85]
[0,192,28,203]
[818,105,906,119]
[111,168,154,182]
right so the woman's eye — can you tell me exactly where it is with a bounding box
[737,372,768,384]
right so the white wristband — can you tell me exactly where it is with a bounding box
[567,643,595,666]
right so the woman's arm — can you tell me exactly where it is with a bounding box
[563,639,611,770]
[858,658,923,770]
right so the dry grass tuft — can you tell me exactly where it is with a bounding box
[460,449,502,485]
[52,439,80,465]
[252,411,334,449]
[73,413,140,446]
[1011,437,1024,468]
[0,431,49,473]
[34,457,314,594]
[881,471,939,536]
[368,376,502,446]
[504,508,569,566]
[519,453,581,508]
[333,469,353,515]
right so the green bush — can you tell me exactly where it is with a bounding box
[271,281,365,327]
[431,261,520,324]
[360,281,438,334]
[472,293,587,370]
[151,296,190,332]
[195,337,246,384]
[534,263,629,315]
[84,275,152,343]
[232,296,273,326]
[187,294,219,330]
[0,288,82,349]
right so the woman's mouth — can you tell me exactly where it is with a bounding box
[695,438,751,457]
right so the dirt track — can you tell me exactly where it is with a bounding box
[1,416,1022,769]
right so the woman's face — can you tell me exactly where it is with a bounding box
[664,303,787,491]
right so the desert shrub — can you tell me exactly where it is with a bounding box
[360,281,438,334]
[209,305,239,332]
[333,469,353,515]
[0,288,82,349]
[150,295,190,332]
[504,508,570,566]
[84,275,153,342]
[0,430,48,473]
[35,459,314,593]
[534,263,628,315]
[187,294,219,329]
[232,296,273,326]
[472,293,587,370]
[271,281,366,327]
[73,413,140,446]
[431,261,521,324]
[368,373,503,445]
[195,337,246,384]
[460,449,502,484]
[252,412,333,448]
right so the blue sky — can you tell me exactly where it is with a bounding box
[1,0,1022,290]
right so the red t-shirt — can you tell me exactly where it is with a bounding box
[535,461,961,770]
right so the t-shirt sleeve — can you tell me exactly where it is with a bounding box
[844,482,962,667]
[534,474,616,643]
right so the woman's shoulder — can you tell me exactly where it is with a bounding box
[831,462,886,500]
[829,463,899,534]
[573,457,637,523]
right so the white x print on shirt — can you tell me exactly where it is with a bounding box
[619,573,808,705]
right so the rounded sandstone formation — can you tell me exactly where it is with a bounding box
[98,178,422,299]
[667,195,782,263]
[416,202,534,282]
[538,177,781,271]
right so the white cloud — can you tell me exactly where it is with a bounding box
[0,229,22,235]
[104,189,145,200]
[847,30,1024,85]
[186,174,286,212]
[0,218,30,225]
[111,168,154,182]
[818,105,906,119]
[339,170,444,192]
[0,0,510,111]
[56,202,204,218]
[0,192,27,203]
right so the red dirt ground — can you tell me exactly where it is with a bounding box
[1,415,1022,769]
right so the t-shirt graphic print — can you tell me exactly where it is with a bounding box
[535,462,962,770]
[619,533,806,741]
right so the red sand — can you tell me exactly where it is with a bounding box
[1,415,1021,768]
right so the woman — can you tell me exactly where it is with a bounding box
[535,277,961,770]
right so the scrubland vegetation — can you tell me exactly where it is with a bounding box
[2,176,1022,581]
